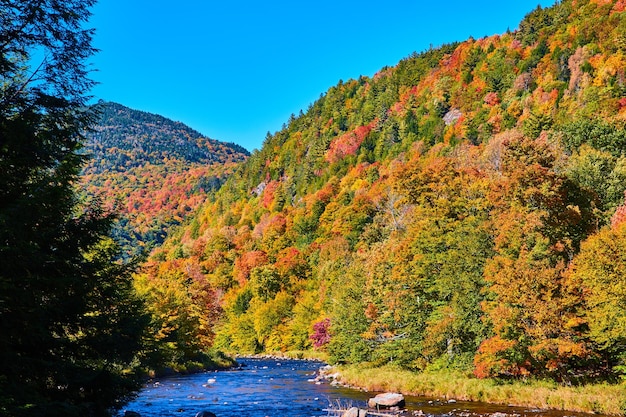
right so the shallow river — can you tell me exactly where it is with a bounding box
[118,358,604,417]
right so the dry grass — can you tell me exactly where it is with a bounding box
[336,365,626,415]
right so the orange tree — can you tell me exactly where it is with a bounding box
[475,134,596,380]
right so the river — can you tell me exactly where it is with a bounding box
[118,358,605,417]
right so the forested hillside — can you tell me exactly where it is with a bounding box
[82,102,249,257]
[140,0,626,381]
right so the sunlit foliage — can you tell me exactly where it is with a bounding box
[138,0,626,384]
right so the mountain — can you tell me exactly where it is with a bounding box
[84,101,248,173]
[81,102,249,258]
[138,0,626,382]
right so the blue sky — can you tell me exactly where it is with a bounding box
[89,1,554,151]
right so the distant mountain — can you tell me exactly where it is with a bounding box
[81,101,249,258]
[84,101,248,173]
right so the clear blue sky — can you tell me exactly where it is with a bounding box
[89,1,554,152]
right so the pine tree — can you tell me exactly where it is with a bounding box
[0,1,149,415]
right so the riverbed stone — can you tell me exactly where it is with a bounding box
[367,392,405,408]
[195,411,217,417]
[342,406,367,417]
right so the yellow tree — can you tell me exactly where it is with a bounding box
[134,260,220,368]
[565,213,626,378]
[391,152,493,369]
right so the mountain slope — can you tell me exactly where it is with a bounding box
[82,102,249,257]
[139,0,626,383]
[85,101,248,172]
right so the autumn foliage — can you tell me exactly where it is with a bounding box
[82,102,248,258]
[130,0,626,383]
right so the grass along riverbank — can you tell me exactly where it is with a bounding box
[335,365,626,415]
[149,349,237,377]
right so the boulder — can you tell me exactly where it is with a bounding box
[124,412,141,417]
[342,406,368,417]
[195,412,217,417]
[367,392,405,408]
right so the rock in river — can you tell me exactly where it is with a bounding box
[342,406,368,417]
[195,411,217,417]
[367,392,405,408]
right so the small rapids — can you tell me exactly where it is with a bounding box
[117,358,606,417]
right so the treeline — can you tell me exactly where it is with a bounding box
[141,0,626,382]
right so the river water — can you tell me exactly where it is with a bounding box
[118,358,604,417]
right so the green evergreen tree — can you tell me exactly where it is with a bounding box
[0,1,149,415]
